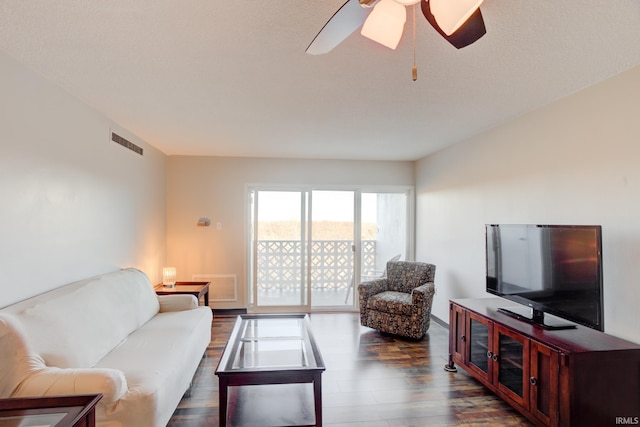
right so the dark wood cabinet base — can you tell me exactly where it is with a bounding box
[447,298,640,427]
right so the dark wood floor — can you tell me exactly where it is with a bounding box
[167,313,532,426]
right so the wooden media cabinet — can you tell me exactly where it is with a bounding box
[445,298,640,427]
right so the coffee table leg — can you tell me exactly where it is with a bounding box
[313,375,322,426]
[219,378,228,427]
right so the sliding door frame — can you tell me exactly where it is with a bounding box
[246,184,414,313]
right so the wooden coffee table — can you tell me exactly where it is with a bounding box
[154,281,210,307]
[215,314,325,427]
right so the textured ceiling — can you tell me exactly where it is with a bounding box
[1,1,639,161]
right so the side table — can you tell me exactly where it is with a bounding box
[154,281,211,308]
[0,394,102,427]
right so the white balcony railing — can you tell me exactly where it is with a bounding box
[256,240,376,292]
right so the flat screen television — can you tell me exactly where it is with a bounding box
[486,224,603,331]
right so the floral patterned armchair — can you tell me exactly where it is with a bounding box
[358,261,436,339]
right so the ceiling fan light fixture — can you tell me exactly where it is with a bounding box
[394,0,420,5]
[430,0,484,36]
[360,0,407,49]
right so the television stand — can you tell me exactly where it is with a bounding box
[447,298,640,426]
[497,305,576,330]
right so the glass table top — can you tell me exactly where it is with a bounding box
[0,412,66,427]
[217,314,324,373]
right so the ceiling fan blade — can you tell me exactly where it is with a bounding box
[306,0,371,55]
[421,0,486,49]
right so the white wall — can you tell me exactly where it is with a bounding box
[0,51,167,307]
[166,156,414,309]
[416,65,640,342]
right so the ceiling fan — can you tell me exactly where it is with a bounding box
[306,0,486,55]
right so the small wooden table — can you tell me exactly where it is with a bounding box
[215,314,325,427]
[154,281,210,307]
[0,394,102,427]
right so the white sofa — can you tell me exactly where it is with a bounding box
[0,268,213,427]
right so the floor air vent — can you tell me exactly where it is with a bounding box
[112,132,143,155]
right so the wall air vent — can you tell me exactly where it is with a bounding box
[112,132,143,156]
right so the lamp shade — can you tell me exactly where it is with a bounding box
[360,0,407,50]
[162,267,176,287]
[430,0,484,36]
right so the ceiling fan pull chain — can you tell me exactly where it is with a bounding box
[412,3,418,81]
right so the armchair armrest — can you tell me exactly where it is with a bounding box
[357,278,389,301]
[412,282,435,302]
[157,294,198,312]
[412,282,436,316]
[13,367,127,405]
[358,279,390,325]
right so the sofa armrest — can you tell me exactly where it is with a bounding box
[157,294,198,312]
[0,314,48,398]
[13,367,127,405]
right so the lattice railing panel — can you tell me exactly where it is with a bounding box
[257,240,376,291]
[361,240,377,277]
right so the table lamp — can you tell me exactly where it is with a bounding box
[162,267,176,288]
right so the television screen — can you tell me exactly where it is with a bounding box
[486,224,603,331]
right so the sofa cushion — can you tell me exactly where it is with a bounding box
[93,307,212,427]
[12,268,159,368]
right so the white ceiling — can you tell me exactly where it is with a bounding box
[1,1,639,161]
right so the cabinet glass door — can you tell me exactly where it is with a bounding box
[494,325,529,409]
[466,313,492,381]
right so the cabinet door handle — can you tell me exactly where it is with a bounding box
[460,335,466,342]
[492,353,499,362]
[530,377,537,386]
[487,351,493,359]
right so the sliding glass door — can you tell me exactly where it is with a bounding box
[249,189,309,311]
[309,190,355,309]
[248,186,412,312]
